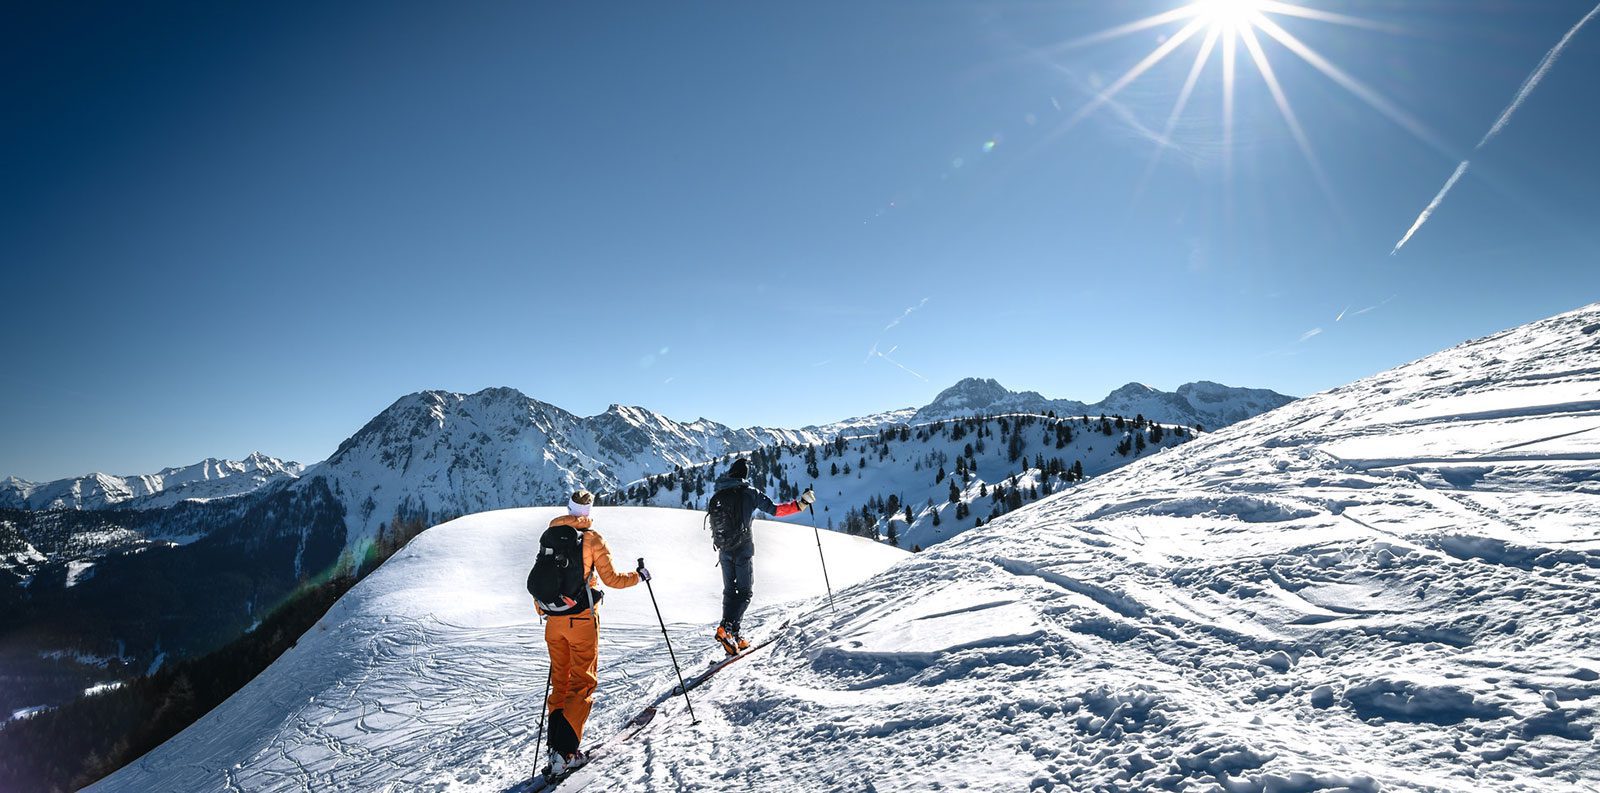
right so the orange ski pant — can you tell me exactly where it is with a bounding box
[544,611,600,744]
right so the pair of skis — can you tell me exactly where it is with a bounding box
[508,621,790,792]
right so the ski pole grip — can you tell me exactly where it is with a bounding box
[637,557,645,571]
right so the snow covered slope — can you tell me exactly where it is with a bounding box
[556,304,1600,791]
[0,453,303,511]
[915,377,1295,429]
[89,506,904,792]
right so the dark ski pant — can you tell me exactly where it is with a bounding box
[719,545,754,633]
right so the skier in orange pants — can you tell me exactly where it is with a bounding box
[529,490,646,775]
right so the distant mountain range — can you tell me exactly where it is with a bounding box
[2,378,1291,524]
[0,453,303,511]
[910,377,1295,428]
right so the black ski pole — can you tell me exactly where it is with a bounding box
[809,498,835,612]
[535,666,551,765]
[638,557,698,725]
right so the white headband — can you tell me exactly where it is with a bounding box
[568,498,591,517]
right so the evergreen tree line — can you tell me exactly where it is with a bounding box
[605,412,1196,547]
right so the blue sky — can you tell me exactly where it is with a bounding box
[4,1,1599,480]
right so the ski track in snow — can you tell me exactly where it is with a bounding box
[88,508,903,793]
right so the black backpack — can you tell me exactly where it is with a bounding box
[707,488,748,552]
[527,524,588,613]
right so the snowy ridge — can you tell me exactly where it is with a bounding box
[88,506,904,792]
[576,303,1600,791]
[0,452,303,511]
[914,377,1295,429]
[805,406,920,438]
[624,412,1200,550]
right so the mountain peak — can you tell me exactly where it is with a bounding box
[1105,382,1159,398]
[468,386,528,402]
[924,378,1038,414]
[912,376,1292,427]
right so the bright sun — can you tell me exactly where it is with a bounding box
[1192,0,1265,29]
[1047,0,1439,202]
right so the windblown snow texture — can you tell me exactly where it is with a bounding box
[582,304,1600,791]
[86,507,903,792]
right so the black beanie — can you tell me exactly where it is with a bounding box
[728,458,749,479]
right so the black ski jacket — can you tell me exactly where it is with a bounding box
[710,475,800,553]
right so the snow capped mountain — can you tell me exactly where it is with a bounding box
[87,507,904,792]
[1174,380,1299,427]
[300,387,826,545]
[0,453,303,511]
[913,376,1295,429]
[917,376,1042,416]
[2,376,1281,527]
[805,406,920,439]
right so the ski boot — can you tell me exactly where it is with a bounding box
[715,624,739,656]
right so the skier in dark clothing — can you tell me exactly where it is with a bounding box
[707,457,815,654]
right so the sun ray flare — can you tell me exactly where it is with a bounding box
[1049,0,1450,201]
[1256,0,1408,33]
[1240,21,1336,204]
[1250,14,1452,155]
[1222,30,1237,177]
[1136,26,1221,198]
[1052,6,1201,52]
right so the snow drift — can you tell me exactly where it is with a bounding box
[88,507,904,792]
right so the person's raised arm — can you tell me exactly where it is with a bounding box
[764,486,815,518]
[588,532,642,588]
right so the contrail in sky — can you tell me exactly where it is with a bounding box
[1478,2,1600,148]
[1392,2,1600,254]
[1392,160,1471,254]
[883,298,929,332]
[866,299,931,381]
[867,342,927,381]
